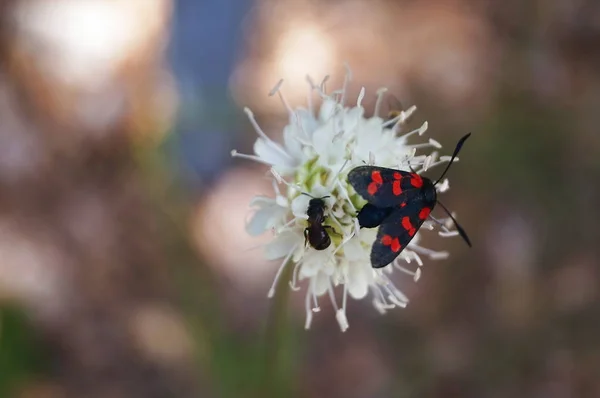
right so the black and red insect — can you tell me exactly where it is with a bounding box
[348,133,472,268]
[304,196,335,250]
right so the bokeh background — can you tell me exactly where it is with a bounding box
[1,0,600,397]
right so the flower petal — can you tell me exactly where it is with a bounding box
[319,99,337,122]
[283,124,305,160]
[347,262,373,299]
[312,271,329,296]
[246,208,273,236]
[265,231,300,260]
[293,108,319,137]
[342,236,366,262]
[249,195,275,207]
[291,195,310,219]
[254,138,295,172]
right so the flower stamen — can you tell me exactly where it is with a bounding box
[407,138,443,150]
[320,75,330,95]
[374,87,388,118]
[356,87,366,107]
[230,150,275,166]
[267,244,298,298]
[269,79,296,122]
[270,168,303,192]
[410,244,450,260]
[415,157,457,174]
[289,261,302,291]
[340,62,352,106]
[398,122,429,143]
[439,230,460,238]
[327,280,340,312]
[383,105,417,127]
[412,252,424,266]
[244,107,294,161]
[393,262,422,282]
[276,218,297,234]
[312,287,321,312]
[306,75,315,115]
[305,286,314,329]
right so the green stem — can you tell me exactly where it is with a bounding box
[260,261,295,397]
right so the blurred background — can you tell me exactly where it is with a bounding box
[1,0,600,397]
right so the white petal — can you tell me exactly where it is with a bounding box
[342,106,362,133]
[312,272,329,296]
[299,249,332,278]
[249,195,275,207]
[311,120,336,156]
[346,262,373,299]
[291,195,310,219]
[246,196,288,236]
[313,123,346,168]
[310,184,330,199]
[246,208,274,236]
[293,108,319,136]
[254,138,293,170]
[283,124,305,160]
[359,228,377,246]
[319,99,337,122]
[275,195,289,208]
[299,262,318,278]
[343,236,366,261]
[265,231,300,260]
[299,252,320,278]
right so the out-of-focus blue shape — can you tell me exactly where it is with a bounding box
[168,0,254,190]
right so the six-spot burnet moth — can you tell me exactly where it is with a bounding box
[348,133,472,268]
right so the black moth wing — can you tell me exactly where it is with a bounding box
[357,203,395,229]
[348,166,422,208]
[370,206,429,268]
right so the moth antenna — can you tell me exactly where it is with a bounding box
[436,201,472,247]
[434,133,471,185]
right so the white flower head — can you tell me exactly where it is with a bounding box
[233,66,462,332]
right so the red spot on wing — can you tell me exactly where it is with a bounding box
[400,202,407,208]
[381,234,402,253]
[392,172,403,196]
[419,207,431,220]
[368,170,383,195]
[401,216,416,236]
[372,171,383,184]
[410,173,423,188]
[391,238,401,252]
[367,182,378,195]
[381,235,392,245]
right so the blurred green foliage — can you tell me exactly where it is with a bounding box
[0,305,48,397]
